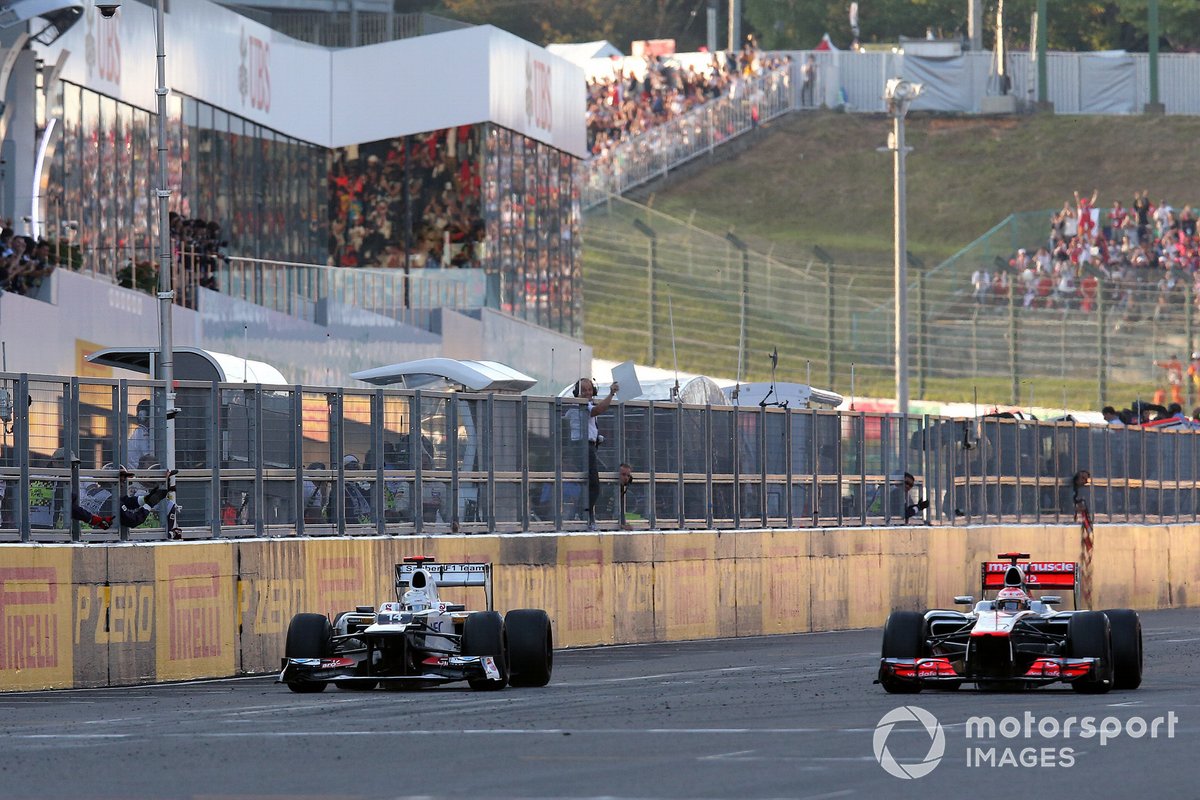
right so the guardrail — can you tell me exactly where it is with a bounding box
[177,249,488,323]
[2,372,1197,542]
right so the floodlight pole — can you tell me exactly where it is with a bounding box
[883,79,920,415]
[893,110,908,414]
[154,0,177,504]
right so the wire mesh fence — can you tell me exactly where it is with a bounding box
[583,197,1197,412]
[3,371,1198,543]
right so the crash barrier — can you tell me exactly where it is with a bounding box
[5,370,1200,542]
[1,522,1194,690]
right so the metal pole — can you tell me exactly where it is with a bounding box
[893,112,909,414]
[1036,0,1048,105]
[154,0,177,525]
[1148,0,1160,109]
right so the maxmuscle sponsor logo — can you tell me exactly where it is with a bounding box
[875,707,1180,777]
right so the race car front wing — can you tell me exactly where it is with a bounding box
[277,654,503,689]
[878,655,1100,686]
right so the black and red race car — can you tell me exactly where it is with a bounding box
[878,552,1143,693]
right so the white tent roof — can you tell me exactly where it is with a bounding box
[350,358,537,392]
[723,382,843,409]
[86,346,289,384]
[546,40,623,67]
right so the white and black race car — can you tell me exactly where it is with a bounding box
[278,557,553,692]
[878,552,1143,693]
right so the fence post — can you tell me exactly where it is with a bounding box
[826,261,836,388]
[519,396,530,533]
[68,377,81,542]
[917,267,927,400]
[1098,282,1109,408]
[374,389,387,536]
[293,387,305,538]
[1186,283,1195,408]
[633,219,657,365]
[1009,279,1020,404]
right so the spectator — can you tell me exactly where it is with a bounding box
[1101,406,1124,426]
[127,400,154,471]
[801,55,817,107]
[342,454,373,525]
[1153,355,1184,406]
[302,462,328,524]
[971,266,990,304]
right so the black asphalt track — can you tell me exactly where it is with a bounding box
[1,607,1197,799]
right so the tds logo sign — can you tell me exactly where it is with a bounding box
[239,30,271,112]
[525,53,552,133]
[84,6,122,86]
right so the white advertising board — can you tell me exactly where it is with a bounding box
[33,2,584,156]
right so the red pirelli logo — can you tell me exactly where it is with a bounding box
[167,563,222,661]
[0,567,60,670]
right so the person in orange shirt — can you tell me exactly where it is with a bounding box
[1154,355,1184,406]
[1188,352,1200,404]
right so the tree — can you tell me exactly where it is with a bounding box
[436,0,707,50]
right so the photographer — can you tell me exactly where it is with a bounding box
[567,377,619,531]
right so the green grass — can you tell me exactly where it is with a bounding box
[642,112,1200,267]
[581,112,1200,411]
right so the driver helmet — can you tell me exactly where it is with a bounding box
[401,587,432,612]
[995,586,1029,614]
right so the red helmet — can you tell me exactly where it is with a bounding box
[995,587,1029,614]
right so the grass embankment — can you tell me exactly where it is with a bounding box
[583,112,1200,408]
[648,112,1200,266]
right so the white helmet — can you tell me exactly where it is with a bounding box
[401,588,432,612]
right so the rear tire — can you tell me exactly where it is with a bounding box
[1068,611,1113,694]
[284,613,332,694]
[462,611,508,690]
[505,609,553,687]
[1103,609,1143,690]
[879,611,926,694]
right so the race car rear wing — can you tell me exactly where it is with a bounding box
[395,558,493,610]
[981,553,1079,607]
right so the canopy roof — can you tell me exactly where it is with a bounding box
[350,358,537,392]
[86,346,289,384]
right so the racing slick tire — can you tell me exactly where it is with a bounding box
[1103,609,1143,690]
[879,610,926,694]
[463,611,508,691]
[1067,611,1114,694]
[505,609,553,687]
[284,613,333,693]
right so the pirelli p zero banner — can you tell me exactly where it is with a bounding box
[0,523,1194,691]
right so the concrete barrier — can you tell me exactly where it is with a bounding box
[1,523,1194,691]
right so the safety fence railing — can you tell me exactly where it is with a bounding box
[581,65,794,210]
[2,371,1197,543]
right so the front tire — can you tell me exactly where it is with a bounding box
[1103,609,1143,690]
[1068,611,1113,694]
[879,611,925,694]
[505,609,553,687]
[462,611,508,690]
[284,613,332,694]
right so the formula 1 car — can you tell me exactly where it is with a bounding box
[877,552,1143,693]
[277,558,553,692]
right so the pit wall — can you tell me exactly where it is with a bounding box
[2,524,1195,691]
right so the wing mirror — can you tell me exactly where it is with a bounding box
[953,595,974,605]
[1040,595,1062,605]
